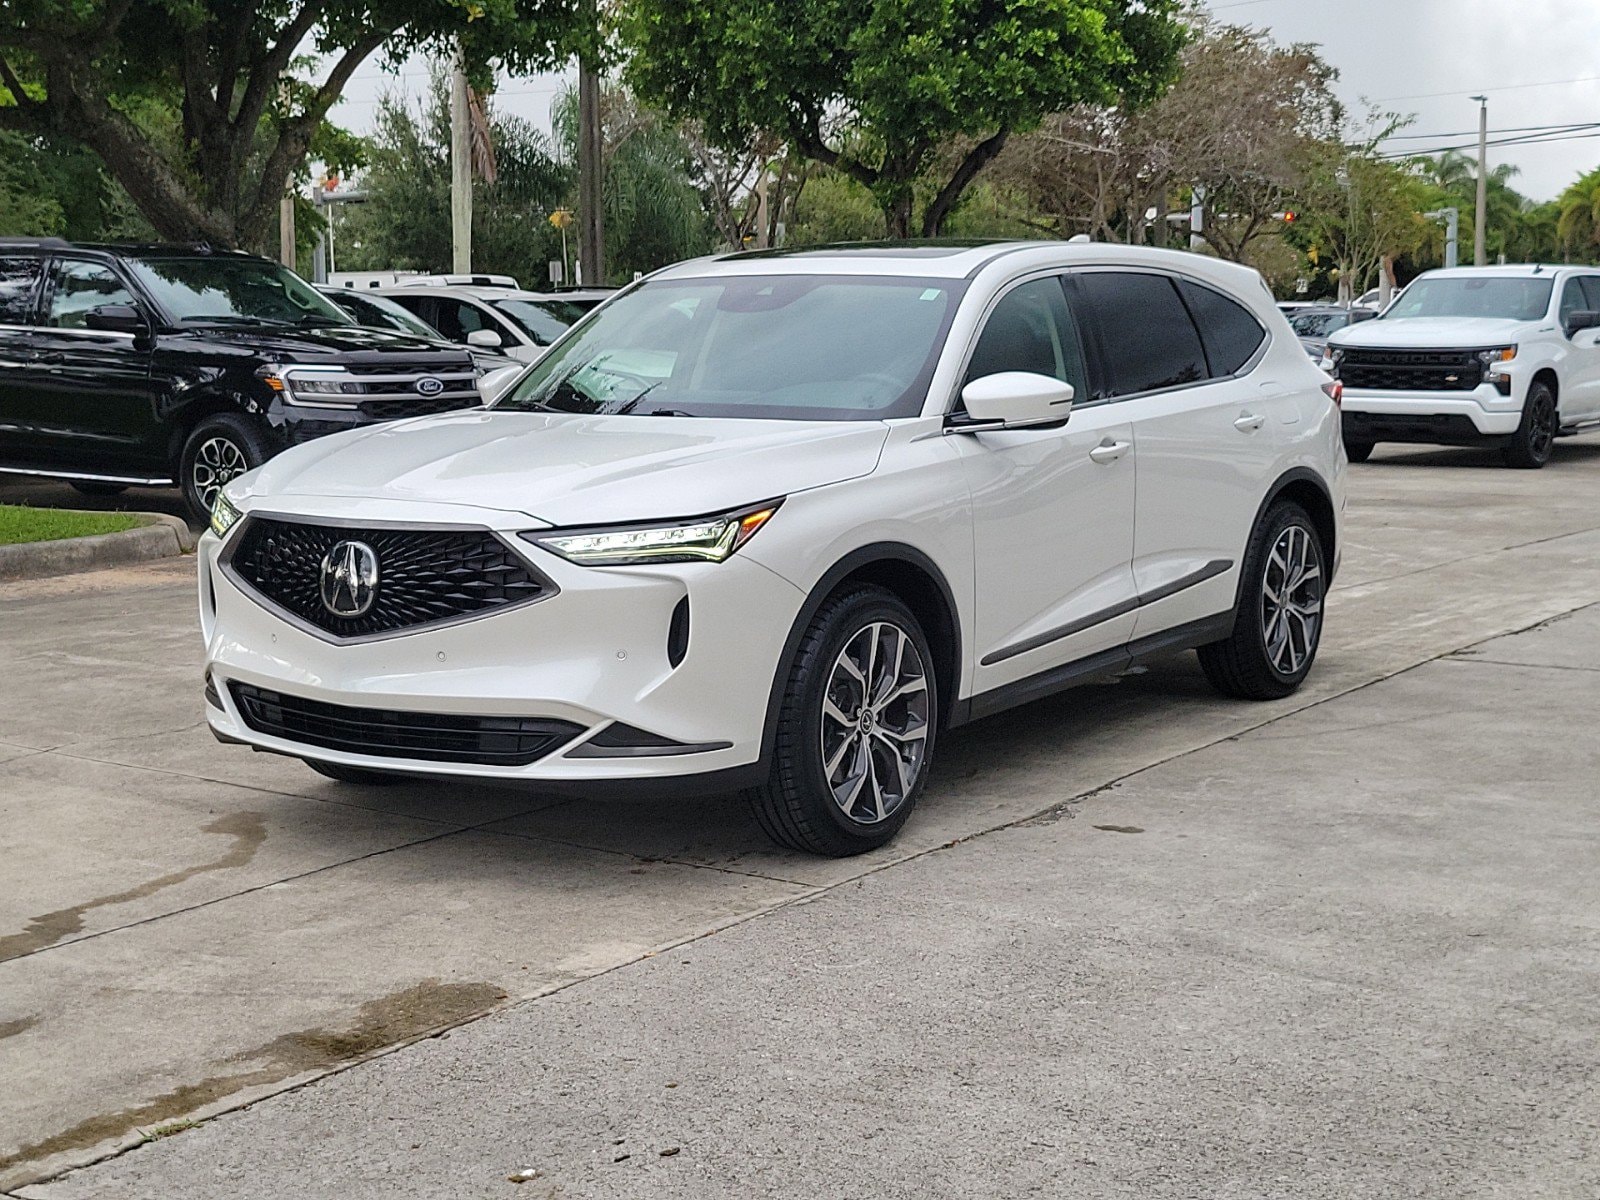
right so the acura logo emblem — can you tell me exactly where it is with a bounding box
[319,540,379,617]
[414,376,445,397]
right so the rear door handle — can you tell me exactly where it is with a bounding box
[1234,412,1266,432]
[1089,439,1131,464]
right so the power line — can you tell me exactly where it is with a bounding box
[1376,74,1600,103]
[1375,128,1600,161]
[1383,122,1600,142]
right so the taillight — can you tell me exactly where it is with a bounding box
[1322,380,1343,409]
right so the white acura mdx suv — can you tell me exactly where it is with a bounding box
[200,243,1344,856]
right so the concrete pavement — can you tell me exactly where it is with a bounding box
[5,440,1600,1195]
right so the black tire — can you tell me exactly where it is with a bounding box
[69,482,129,498]
[1501,381,1557,469]
[1342,439,1375,463]
[179,412,274,522]
[304,759,402,786]
[743,586,938,857]
[1198,500,1327,701]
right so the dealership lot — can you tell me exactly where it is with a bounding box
[5,441,1600,1195]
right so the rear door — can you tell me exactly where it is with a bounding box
[1072,269,1278,639]
[27,257,162,472]
[0,254,46,465]
[1569,275,1600,422]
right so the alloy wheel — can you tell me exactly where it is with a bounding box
[819,621,930,825]
[1260,524,1323,676]
[1530,394,1556,460]
[192,436,247,512]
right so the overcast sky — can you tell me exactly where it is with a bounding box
[328,0,1600,204]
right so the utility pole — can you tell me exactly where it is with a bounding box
[278,187,296,268]
[1425,207,1460,270]
[1189,186,1205,251]
[450,41,472,274]
[1472,94,1489,267]
[577,38,604,286]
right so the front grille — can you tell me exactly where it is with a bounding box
[229,682,583,765]
[227,517,552,639]
[286,365,481,417]
[1339,349,1483,392]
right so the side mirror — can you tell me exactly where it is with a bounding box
[84,304,148,335]
[477,363,525,404]
[957,372,1074,430]
[1566,310,1600,336]
[466,328,503,349]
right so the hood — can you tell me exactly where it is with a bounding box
[242,411,891,527]
[169,323,471,365]
[1328,316,1537,350]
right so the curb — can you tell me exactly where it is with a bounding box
[0,512,195,583]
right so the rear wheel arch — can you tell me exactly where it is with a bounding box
[1246,468,1337,596]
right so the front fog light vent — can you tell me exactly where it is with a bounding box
[204,671,222,710]
[667,597,690,668]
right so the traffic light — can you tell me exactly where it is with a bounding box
[1282,211,1298,224]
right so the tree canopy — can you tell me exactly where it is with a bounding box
[622,0,1188,237]
[0,0,582,250]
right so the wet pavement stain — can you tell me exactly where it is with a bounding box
[0,1015,40,1040]
[1092,825,1145,834]
[0,979,507,1177]
[0,811,266,963]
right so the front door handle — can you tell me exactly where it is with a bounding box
[1234,412,1266,432]
[1089,439,1131,464]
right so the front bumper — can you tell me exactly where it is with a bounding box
[198,517,805,783]
[1339,386,1522,440]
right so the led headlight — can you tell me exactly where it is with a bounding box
[209,493,243,540]
[257,365,363,407]
[1476,346,1517,368]
[525,500,782,566]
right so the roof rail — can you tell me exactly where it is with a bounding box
[0,236,70,249]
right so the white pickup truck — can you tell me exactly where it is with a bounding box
[1325,265,1600,468]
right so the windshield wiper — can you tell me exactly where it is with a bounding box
[646,408,698,418]
[177,314,293,327]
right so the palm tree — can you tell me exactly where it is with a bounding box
[1557,169,1600,261]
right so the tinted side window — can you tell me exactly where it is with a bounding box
[964,277,1088,398]
[1559,278,1587,327]
[0,257,44,325]
[1076,272,1207,397]
[1178,280,1266,376]
[1579,277,1600,313]
[47,260,138,329]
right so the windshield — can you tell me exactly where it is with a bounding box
[1383,276,1553,322]
[126,257,353,326]
[333,291,438,338]
[1289,311,1349,338]
[496,274,965,421]
[489,297,591,346]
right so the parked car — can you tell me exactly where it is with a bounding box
[1326,264,1600,467]
[1288,305,1376,360]
[376,284,609,363]
[317,285,520,374]
[0,238,482,519]
[200,242,1343,857]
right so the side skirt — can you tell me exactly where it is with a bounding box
[949,610,1236,728]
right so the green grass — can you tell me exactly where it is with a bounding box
[0,504,144,547]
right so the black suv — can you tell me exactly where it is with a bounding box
[0,239,482,520]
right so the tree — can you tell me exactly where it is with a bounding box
[0,0,580,251]
[991,18,1342,256]
[621,0,1187,238]
[1296,147,1431,303]
[1557,169,1600,260]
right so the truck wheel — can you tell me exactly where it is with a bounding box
[1343,440,1375,463]
[1502,382,1556,469]
[180,413,272,522]
[1198,500,1326,701]
[743,586,937,857]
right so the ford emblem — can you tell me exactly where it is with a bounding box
[414,376,445,397]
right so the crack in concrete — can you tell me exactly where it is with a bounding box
[0,813,267,963]
[0,1016,40,1041]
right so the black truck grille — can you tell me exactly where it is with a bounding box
[229,683,583,765]
[1339,349,1483,392]
[287,364,480,418]
[227,517,552,639]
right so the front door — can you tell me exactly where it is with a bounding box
[957,274,1139,695]
[27,257,161,473]
[1564,276,1600,423]
[0,254,47,466]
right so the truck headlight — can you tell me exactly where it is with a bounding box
[1476,346,1517,368]
[524,501,782,566]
